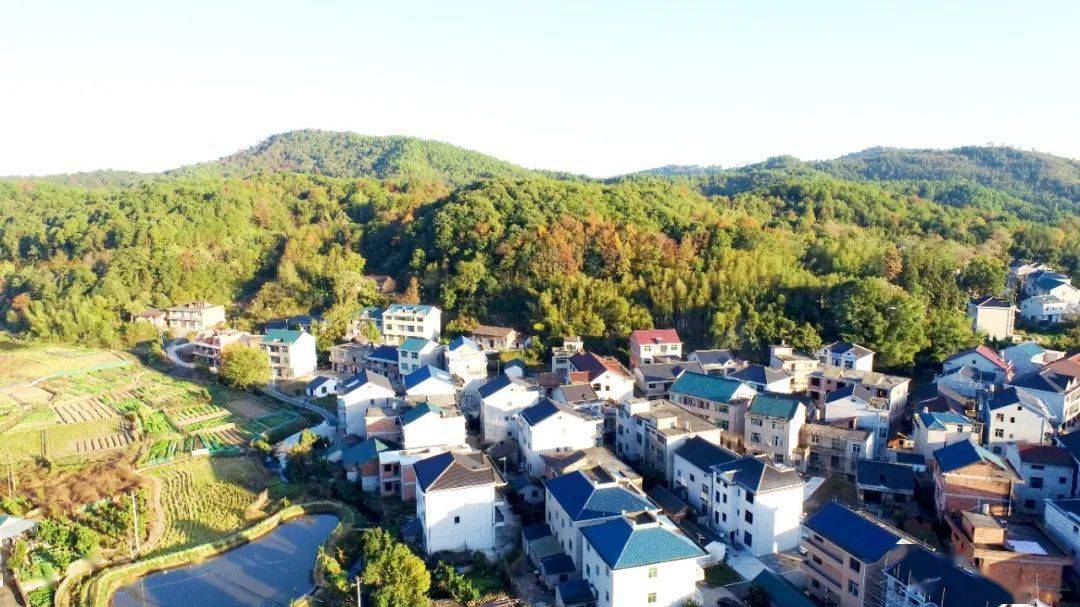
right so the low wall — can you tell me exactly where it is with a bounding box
[65,500,355,607]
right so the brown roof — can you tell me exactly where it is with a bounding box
[1016,444,1074,468]
[415,451,503,493]
[472,325,516,338]
[570,351,631,381]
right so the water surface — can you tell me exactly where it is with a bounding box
[113,514,338,607]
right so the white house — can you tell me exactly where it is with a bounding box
[261,329,318,380]
[479,375,542,444]
[668,371,757,448]
[400,403,467,450]
[578,512,705,607]
[768,344,819,392]
[517,400,602,477]
[743,393,807,466]
[614,399,722,481]
[687,349,745,376]
[551,383,602,407]
[671,437,804,556]
[1002,342,1065,377]
[568,352,635,402]
[543,468,657,568]
[1005,443,1075,517]
[551,336,585,378]
[1008,355,1080,427]
[1021,294,1079,324]
[397,337,443,376]
[444,336,489,395]
[403,365,458,404]
[414,451,505,555]
[818,386,889,456]
[305,375,339,398]
[967,296,1017,341]
[912,410,976,461]
[378,303,442,345]
[1044,499,1080,574]
[981,386,1053,454]
[628,328,683,367]
[337,370,397,437]
[816,341,875,371]
[727,364,793,394]
[941,345,1013,383]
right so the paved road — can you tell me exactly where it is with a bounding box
[260,387,338,428]
[165,339,195,369]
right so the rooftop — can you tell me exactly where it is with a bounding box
[712,455,803,493]
[384,303,437,315]
[339,369,394,393]
[750,570,815,607]
[916,410,973,431]
[669,371,749,403]
[555,383,599,403]
[729,363,791,386]
[934,440,1015,476]
[630,328,681,345]
[543,470,654,522]
[855,460,915,493]
[634,400,716,434]
[399,336,435,352]
[399,402,453,426]
[885,544,1011,607]
[413,451,501,493]
[477,374,535,399]
[403,366,454,391]
[674,436,739,471]
[580,514,704,569]
[636,361,704,383]
[471,324,516,338]
[945,345,1010,372]
[804,502,900,563]
[810,366,909,389]
[262,328,305,345]
[366,344,398,361]
[820,341,874,358]
[1014,443,1073,468]
[569,351,631,380]
[748,392,806,420]
[689,349,739,366]
[970,295,1015,309]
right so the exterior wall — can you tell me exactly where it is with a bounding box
[338,383,396,437]
[445,348,488,394]
[590,370,635,403]
[985,406,1049,454]
[166,304,226,333]
[481,384,541,444]
[581,546,701,607]
[672,455,711,514]
[1006,458,1073,517]
[418,483,497,555]
[1044,502,1080,574]
[801,531,887,607]
[943,352,1007,381]
[398,342,442,376]
[402,413,467,450]
[380,307,441,345]
[710,478,803,556]
[629,339,683,367]
[934,463,1014,518]
[744,409,804,466]
[519,413,600,477]
[816,349,874,372]
[330,344,367,375]
[969,304,1016,340]
[1012,385,1080,428]
[545,490,610,569]
[668,392,750,450]
[406,379,457,401]
[913,420,975,461]
[800,430,874,477]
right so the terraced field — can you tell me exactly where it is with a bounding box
[150,457,272,554]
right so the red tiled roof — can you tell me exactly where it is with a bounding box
[947,345,1011,372]
[569,352,631,380]
[630,329,681,346]
[1016,444,1073,468]
[1045,355,1080,379]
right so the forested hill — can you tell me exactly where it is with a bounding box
[0,132,1078,368]
[170,130,543,185]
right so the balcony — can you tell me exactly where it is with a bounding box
[803,558,843,590]
[804,536,845,565]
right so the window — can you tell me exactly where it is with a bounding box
[994,429,1004,438]
[1031,477,1044,489]
[1061,477,1069,484]
[851,444,861,455]
[1025,499,1036,509]
[811,579,820,589]
[689,473,695,482]
[849,558,861,573]
[848,581,860,596]
[454,516,460,524]
[648,567,657,578]
[744,511,753,524]
[751,433,761,444]
[743,531,753,547]
[812,555,822,565]
[647,593,657,604]
[745,492,754,504]
[722,494,728,504]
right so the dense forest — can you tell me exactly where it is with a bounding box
[2,130,1078,370]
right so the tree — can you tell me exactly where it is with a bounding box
[828,278,929,368]
[361,528,431,607]
[434,561,479,605]
[958,256,1007,297]
[919,308,980,364]
[219,344,270,389]
[746,583,771,607]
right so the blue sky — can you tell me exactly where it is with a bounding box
[1,1,1077,176]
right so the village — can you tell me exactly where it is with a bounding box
[15,262,1067,607]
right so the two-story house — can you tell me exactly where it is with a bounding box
[165,301,226,334]
[329,342,368,375]
[469,325,521,352]
[517,400,602,477]
[400,403,467,450]
[614,399,721,481]
[816,341,875,371]
[444,336,489,396]
[397,337,443,376]
[981,387,1053,454]
[933,439,1021,518]
[191,328,256,371]
[744,393,807,466]
[817,386,889,455]
[402,365,457,405]
[633,360,703,399]
[1005,443,1074,517]
[687,349,745,376]
[942,345,1013,384]
[261,329,317,380]
[628,329,683,367]
[1001,342,1065,377]
[480,375,542,444]
[768,344,818,392]
[568,352,635,402]
[798,421,875,477]
[913,410,977,461]
[1008,354,1080,429]
[361,344,400,385]
[337,369,397,437]
[727,364,793,394]
[808,367,910,423]
[967,296,1017,341]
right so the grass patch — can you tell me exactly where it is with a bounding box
[704,562,743,586]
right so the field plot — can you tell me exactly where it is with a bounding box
[165,403,231,427]
[238,411,300,436]
[150,456,272,554]
[224,396,275,419]
[0,345,126,389]
[55,399,119,423]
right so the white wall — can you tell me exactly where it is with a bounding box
[403,413,467,450]
[591,370,635,403]
[481,384,540,443]
[418,483,497,555]
[581,545,701,607]
[338,382,396,437]
[1045,502,1080,574]
[519,413,600,476]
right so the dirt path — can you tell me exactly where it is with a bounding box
[139,470,166,555]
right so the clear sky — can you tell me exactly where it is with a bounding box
[2,0,1077,177]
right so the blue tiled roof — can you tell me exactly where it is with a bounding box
[824,384,856,403]
[1006,342,1046,358]
[399,337,433,353]
[894,452,926,467]
[447,336,478,352]
[748,393,806,420]
[934,440,1008,474]
[1057,432,1080,463]
[916,411,972,431]
[504,358,528,370]
[520,400,560,426]
[885,545,1010,607]
[399,402,447,426]
[412,452,453,492]
[339,369,394,393]
[478,374,533,399]
[855,460,915,493]
[340,437,398,467]
[403,365,453,391]
[540,553,576,576]
[262,329,304,345]
[581,518,705,569]
[556,580,595,605]
[669,371,748,402]
[804,502,899,562]
[543,471,655,522]
[367,344,398,362]
[985,387,1024,411]
[674,436,738,471]
[751,570,815,607]
[385,303,435,314]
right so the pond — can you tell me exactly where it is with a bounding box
[113,514,339,607]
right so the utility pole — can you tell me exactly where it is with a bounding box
[131,491,141,555]
[7,456,14,497]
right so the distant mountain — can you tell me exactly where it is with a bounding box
[812,146,1080,218]
[171,129,541,185]
[6,169,153,189]
[625,164,726,178]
